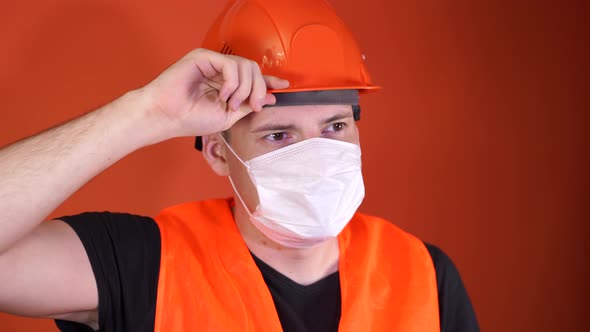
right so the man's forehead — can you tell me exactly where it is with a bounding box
[240,104,354,129]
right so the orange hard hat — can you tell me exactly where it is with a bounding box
[202,0,379,93]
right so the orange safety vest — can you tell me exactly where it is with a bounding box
[153,198,440,331]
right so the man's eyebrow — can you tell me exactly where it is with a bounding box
[321,111,354,124]
[251,123,297,133]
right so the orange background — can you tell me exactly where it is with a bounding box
[0,0,587,331]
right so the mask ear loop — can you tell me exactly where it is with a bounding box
[217,133,254,217]
[217,133,248,166]
[227,176,254,218]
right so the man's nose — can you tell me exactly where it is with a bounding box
[298,128,322,142]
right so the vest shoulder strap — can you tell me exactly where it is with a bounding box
[338,212,440,331]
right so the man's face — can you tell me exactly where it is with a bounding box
[223,104,360,211]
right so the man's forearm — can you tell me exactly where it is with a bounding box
[0,88,159,253]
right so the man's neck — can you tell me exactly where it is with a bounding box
[232,204,340,286]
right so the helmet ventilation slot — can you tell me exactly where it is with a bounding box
[220,43,235,55]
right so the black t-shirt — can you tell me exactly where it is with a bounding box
[55,212,479,332]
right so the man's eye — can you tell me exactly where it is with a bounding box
[265,132,286,141]
[326,122,346,132]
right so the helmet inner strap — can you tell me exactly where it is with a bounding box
[270,89,359,107]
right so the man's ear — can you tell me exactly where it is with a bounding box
[201,134,230,176]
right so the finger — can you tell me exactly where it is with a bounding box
[227,60,253,111]
[190,50,221,81]
[263,93,277,106]
[250,62,267,112]
[190,50,240,102]
[219,59,239,102]
[263,75,290,90]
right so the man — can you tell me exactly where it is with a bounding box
[0,0,478,331]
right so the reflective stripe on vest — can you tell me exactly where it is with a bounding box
[153,198,440,331]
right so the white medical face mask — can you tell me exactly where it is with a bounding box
[220,135,365,248]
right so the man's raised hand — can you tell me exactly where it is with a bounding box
[142,48,289,140]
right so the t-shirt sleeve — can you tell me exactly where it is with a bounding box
[424,242,480,332]
[54,212,161,332]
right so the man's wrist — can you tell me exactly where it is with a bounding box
[110,87,172,148]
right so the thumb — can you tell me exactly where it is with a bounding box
[223,102,254,130]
